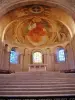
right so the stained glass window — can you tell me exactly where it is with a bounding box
[56,48,66,62]
[10,50,19,64]
[33,52,42,63]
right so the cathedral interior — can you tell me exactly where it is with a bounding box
[0,0,75,98]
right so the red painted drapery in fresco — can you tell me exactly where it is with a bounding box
[27,22,47,42]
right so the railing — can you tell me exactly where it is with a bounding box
[28,64,47,71]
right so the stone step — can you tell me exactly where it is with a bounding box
[3,76,74,78]
[0,81,73,83]
[0,83,75,85]
[0,84,75,88]
[0,87,75,91]
[0,79,74,82]
[0,94,75,97]
[14,72,75,75]
[0,78,74,81]
[0,81,74,83]
[1,77,70,78]
[0,75,75,78]
[0,90,75,96]
[0,81,75,85]
[0,72,74,74]
[0,72,75,96]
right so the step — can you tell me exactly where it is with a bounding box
[0,78,75,81]
[0,87,75,91]
[0,81,73,83]
[0,90,75,96]
[0,94,75,97]
[0,84,75,88]
[0,72,75,97]
[0,82,75,86]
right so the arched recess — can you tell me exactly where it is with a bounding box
[31,49,43,64]
[51,46,68,72]
[54,46,66,63]
[65,42,75,71]
[10,47,19,64]
[57,20,73,39]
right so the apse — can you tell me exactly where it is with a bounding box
[0,4,74,49]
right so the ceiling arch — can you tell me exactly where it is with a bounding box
[0,1,75,48]
[0,0,75,19]
[1,5,72,48]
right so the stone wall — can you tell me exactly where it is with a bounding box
[0,42,10,70]
[0,43,74,72]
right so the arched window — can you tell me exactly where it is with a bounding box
[10,49,19,64]
[56,48,66,62]
[33,52,43,63]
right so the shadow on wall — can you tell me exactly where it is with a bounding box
[0,69,15,74]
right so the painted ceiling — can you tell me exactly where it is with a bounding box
[1,5,73,48]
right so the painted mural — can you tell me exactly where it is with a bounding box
[24,19,49,46]
[3,5,71,48]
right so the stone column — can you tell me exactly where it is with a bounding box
[64,47,70,71]
[67,44,75,70]
[23,49,29,72]
[70,43,75,70]
[43,51,47,64]
[0,41,4,69]
[47,53,54,71]
[51,53,55,71]
[1,45,10,70]
[0,46,4,69]
[20,54,24,72]
[4,51,10,70]
[46,49,50,71]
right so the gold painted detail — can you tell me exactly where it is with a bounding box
[3,5,71,48]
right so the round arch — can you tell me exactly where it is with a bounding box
[31,49,43,64]
[54,46,66,62]
[0,0,75,18]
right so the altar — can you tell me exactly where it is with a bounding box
[28,64,47,71]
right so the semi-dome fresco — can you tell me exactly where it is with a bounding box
[3,5,71,48]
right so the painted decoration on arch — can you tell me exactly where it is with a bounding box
[3,5,71,48]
